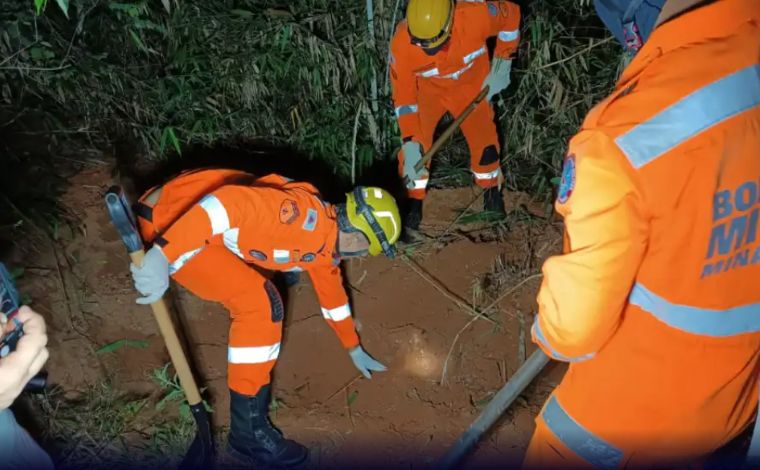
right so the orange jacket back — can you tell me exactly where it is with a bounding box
[532,0,760,462]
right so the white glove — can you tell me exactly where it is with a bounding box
[130,245,170,305]
[482,58,513,101]
[349,346,387,379]
[402,141,428,190]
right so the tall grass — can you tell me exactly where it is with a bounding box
[1,0,620,191]
[0,0,622,246]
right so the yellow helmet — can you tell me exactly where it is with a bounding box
[345,187,401,258]
[406,0,454,49]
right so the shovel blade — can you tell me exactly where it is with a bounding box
[179,403,215,470]
[105,186,143,253]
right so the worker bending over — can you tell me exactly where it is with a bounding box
[129,168,401,467]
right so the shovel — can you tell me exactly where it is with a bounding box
[105,186,215,469]
[403,87,489,187]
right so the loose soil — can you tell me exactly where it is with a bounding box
[9,162,567,469]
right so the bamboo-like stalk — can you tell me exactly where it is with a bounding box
[365,0,379,115]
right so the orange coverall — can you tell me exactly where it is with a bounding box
[136,169,360,395]
[524,1,760,468]
[390,0,520,199]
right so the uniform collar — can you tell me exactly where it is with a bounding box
[618,0,758,86]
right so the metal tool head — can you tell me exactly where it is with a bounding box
[0,263,20,318]
[105,186,143,253]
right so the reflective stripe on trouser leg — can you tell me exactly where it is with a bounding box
[226,282,284,395]
[457,97,501,188]
[406,178,429,200]
[540,395,623,469]
[523,414,599,470]
[168,243,283,395]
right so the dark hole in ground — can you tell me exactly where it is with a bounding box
[114,139,405,207]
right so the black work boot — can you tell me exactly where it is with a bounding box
[483,187,506,219]
[401,198,424,243]
[227,386,308,467]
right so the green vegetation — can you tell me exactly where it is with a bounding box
[1,0,619,231]
[35,363,207,467]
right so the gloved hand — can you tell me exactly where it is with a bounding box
[130,245,170,305]
[482,58,513,101]
[401,141,428,190]
[348,346,387,379]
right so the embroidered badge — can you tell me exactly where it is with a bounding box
[302,208,318,231]
[487,2,498,16]
[279,199,300,225]
[557,155,576,204]
[249,249,268,261]
[301,253,316,262]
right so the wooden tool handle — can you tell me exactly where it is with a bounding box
[130,250,203,406]
[413,87,489,173]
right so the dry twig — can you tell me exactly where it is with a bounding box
[401,255,497,325]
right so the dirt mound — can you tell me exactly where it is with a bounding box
[10,163,566,468]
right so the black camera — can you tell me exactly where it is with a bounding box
[0,263,47,394]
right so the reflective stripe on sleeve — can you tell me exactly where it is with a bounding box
[169,248,203,274]
[531,317,595,362]
[321,304,352,321]
[395,104,419,117]
[223,228,244,259]
[498,30,519,41]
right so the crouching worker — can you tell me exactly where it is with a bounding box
[128,168,401,467]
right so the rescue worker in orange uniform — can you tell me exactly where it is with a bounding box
[128,168,401,467]
[389,0,521,239]
[524,0,760,468]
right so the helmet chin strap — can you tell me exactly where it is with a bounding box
[352,187,396,259]
[422,37,450,56]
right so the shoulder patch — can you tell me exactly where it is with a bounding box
[557,155,576,204]
[487,2,498,16]
[279,199,300,224]
[302,208,318,231]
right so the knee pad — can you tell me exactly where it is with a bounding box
[479,145,500,166]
